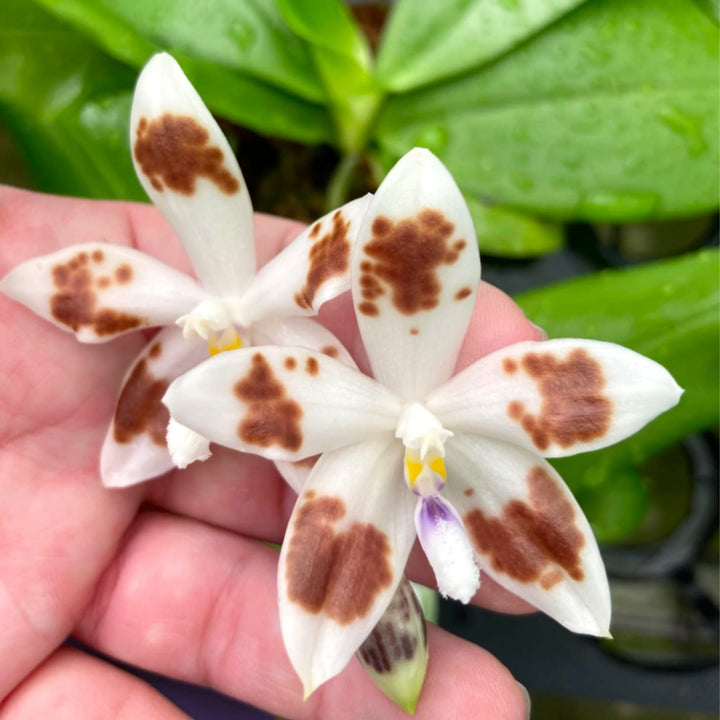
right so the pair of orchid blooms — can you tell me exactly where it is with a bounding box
[1,53,682,710]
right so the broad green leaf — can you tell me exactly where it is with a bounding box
[277,0,369,63]
[465,197,564,257]
[375,0,587,92]
[0,0,143,199]
[573,467,648,543]
[692,0,720,23]
[515,248,719,536]
[375,0,719,221]
[29,0,335,144]
[278,0,380,151]
[31,0,325,102]
[172,55,334,145]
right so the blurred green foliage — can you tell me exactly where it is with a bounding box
[0,0,717,540]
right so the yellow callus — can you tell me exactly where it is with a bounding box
[207,327,243,356]
[404,448,447,490]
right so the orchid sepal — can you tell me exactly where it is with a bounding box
[101,325,208,487]
[426,338,683,458]
[163,346,402,463]
[0,243,207,343]
[277,436,417,694]
[239,194,374,326]
[130,52,255,298]
[351,147,480,401]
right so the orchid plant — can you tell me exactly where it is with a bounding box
[0,53,369,488]
[164,148,683,697]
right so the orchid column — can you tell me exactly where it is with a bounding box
[164,148,683,696]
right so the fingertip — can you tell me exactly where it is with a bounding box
[455,282,545,372]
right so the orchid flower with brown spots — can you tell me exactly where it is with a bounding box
[0,53,369,488]
[164,148,682,696]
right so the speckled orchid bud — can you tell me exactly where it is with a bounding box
[356,576,429,714]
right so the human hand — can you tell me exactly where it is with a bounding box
[0,185,536,719]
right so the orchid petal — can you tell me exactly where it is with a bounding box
[351,148,480,401]
[0,243,206,343]
[278,436,417,695]
[427,339,683,458]
[0,243,207,342]
[163,347,402,462]
[239,195,373,324]
[249,316,357,369]
[444,432,610,636]
[130,53,255,296]
[101,326,208,487]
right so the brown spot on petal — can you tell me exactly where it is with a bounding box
[50,252,143,336]
[286,494,393,623]
[540,569,564,590]
[114,264,133,284]
[507,349,612,451]
[410,327,419,335]
[305,357,319,376]
[284,357,297,371]
[91,250,104,263]
[148,342,162,359]
[455,286,472,301]
[358,301,379,317]
[113,358,169,446]
[294,211,351,310]
[503,357,518,374]
[464,487,475,497]
[234,353,303,451]
[321,345,339,359]
[96,276,111,289]
[465,466,585,586]
[358,208,463,317]
[134,115,240,195]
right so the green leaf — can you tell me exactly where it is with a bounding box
[465,197,564,257]
[692,0,720,23]
[375,0,587,91]
[31,0,325,102]
[277,0,369,62]
[29,0,336,144]
[375,0,719,221]
[515,248,719,535]
[0,0,144,199]
[277,0,381,151]
[573,467,648,543]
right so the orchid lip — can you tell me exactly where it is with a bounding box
[414,494,479,603]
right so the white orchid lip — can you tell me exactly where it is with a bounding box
[415,494,479,603]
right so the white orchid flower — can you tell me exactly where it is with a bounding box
[163,148,683,695]
[0,53,369,488]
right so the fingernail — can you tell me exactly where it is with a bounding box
[517,681,531,720]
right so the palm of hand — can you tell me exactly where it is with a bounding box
[0,186,530,719]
